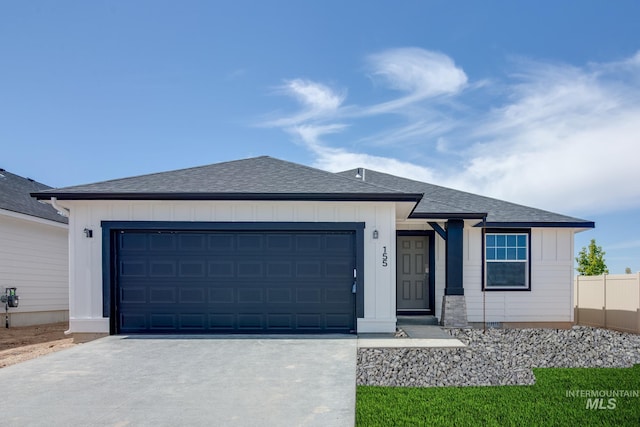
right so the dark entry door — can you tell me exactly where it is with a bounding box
[115,230,356,334]
[396,235,431,313]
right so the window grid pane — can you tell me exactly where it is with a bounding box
[486,233,527,261]
[485,232,528,289]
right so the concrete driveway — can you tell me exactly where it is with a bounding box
[0,335,357,426]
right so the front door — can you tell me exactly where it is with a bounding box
[396,235,432,313]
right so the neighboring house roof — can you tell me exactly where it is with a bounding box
[337,168,594,228]
[0,169,68,224]
[31,156,423,203]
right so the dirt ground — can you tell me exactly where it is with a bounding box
[0,322,76,368]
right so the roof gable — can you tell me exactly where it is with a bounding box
[32,156,422,203]
[0,169,68,224]
[337,168,594,227]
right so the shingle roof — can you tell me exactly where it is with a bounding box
[31,156,422,203]
[337,168,594,227]
[0,169,68,224]
[28,156,593,228]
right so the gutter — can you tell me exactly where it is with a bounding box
[31,192,424,203]
[50,197,70,218]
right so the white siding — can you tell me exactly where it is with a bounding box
[465,228,576,322]
[357,219,578,324]
[62,200,400,333]
[0,212,68,325]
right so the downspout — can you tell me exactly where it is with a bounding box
[50,197,70,217]
[50,197,72,336]
[481,214,487,333]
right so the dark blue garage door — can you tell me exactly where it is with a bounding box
[116,230,356,334]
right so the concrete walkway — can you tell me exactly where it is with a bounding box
[358,317,466,349]
[0,335,357,427]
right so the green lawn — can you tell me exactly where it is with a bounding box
[357,365,640,426]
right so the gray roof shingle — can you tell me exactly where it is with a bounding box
[0,169,68,224]
[337,168,594,227]
[31,156,422,203]
[28,155,593,227]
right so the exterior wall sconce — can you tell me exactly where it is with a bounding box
[84,228,93,238]
[373,230,379,239]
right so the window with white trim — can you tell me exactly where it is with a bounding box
[484,231,530,290]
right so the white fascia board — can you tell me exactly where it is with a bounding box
[0,208,68,229]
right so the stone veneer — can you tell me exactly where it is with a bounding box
[440,295,468,328]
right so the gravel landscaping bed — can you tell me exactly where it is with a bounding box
[357,326,640,387]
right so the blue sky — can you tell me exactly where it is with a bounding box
[2,1,639,273]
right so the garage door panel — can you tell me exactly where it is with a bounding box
[208,234,235,251]
[179,287,206,303]
[178,234,206,251]
[268,288,292,303]
[296,261,322,277]
[237,288,263,303]
[296,314,322,329]
[325,260,353,277]
[237,261,263,277]
[209,314,235,330]
[179,314,206,330]
[296,235,322,251]
[121,287,146,304]
[120,233,147,251]
[326,288,352,303]
[150,234,177,251]
[238,314,264,329]
[267,234,293,251]
[150,260,177,277]
[179,261,206,277]
[209,287,234,303]
[120,259,146,277]
[120,313,147,330]
[208,261,234,277]
[296,288,321,303]
[150,314,177,329]
[325,234,354,252]
[237,234,263,251]
[116,230,355,334]
[326,313,352,328]
[267,262,293,277]
[149,287,176,304]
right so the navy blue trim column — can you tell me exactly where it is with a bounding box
[437,218,468,327]
[445,219,464,296]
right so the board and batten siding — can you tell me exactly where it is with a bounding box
[62,200,402,334]
[0,210,68,326]
[464,227,576,323]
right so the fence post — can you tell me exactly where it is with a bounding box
[575,275,580,325]
[603,274,607,329]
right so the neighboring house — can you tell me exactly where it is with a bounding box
[0,169,69,326]
[31,156,594,336]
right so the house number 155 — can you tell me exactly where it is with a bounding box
[382,246,388,267]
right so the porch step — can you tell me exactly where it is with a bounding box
[396,315,439,326]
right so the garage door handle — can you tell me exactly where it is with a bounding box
[352,281,357,294]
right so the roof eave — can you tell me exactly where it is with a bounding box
[31,191,424,203]
[477,221,596,228]
[409,212,488,220]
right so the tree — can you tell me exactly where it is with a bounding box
[576,239,609,276]
[625,267,632,274]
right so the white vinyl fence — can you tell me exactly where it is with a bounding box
[574,274,640,333]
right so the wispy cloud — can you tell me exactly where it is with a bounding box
[260,48,640,215]
[361,48,468,115]
[446,55,640,213]
[284,79,345,112]
[264,79,346,127]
